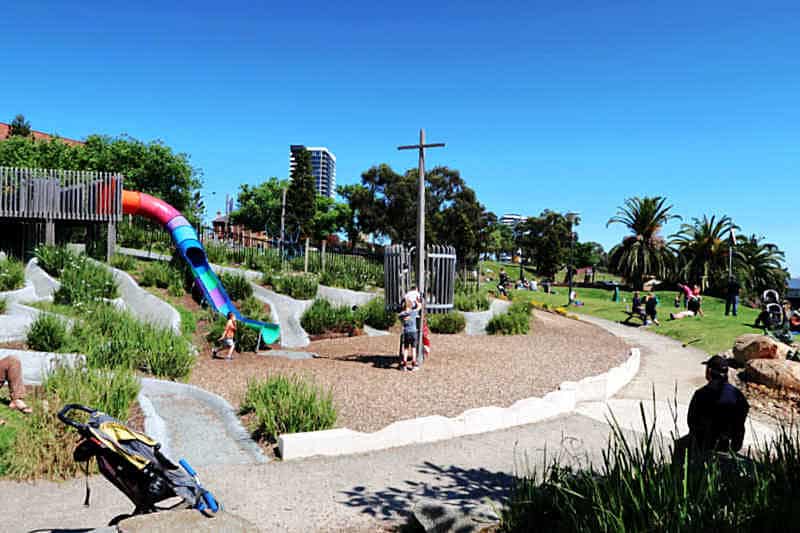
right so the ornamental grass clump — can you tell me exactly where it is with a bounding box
[34,245,75,277]
[500,406,800,533]
[263,272,319,300]
[26,313,70,352]
[240,375,336,444]
[109,253,136,272]
[355,297,396,330]
[53,255,118,305]
[427,311,466,334]
[0,258,25,292]
[486,301,532,335]
[454,290,490,312]
[219,271,253,301]
[300,299,363,335]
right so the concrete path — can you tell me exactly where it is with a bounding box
[139,379,267,468]
[251,284,312,348]
[463,299,511,335]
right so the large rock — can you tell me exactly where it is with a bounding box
[733,334,790,365]
[116,510,259,532]
[745,359,800,392]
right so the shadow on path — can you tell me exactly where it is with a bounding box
[340,353,400,370]
[340,461,514,521]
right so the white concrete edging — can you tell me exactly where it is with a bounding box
[279,347,641,460]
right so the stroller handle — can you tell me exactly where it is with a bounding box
[58,404,97,431]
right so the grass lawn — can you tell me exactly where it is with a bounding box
[508,286,761,355]
[478,260,622,284]
[0,395,26,477]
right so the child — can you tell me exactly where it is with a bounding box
[398,300,419,371]
[421,315,431,360]
[645,293,660,325]
[212,312,237,360]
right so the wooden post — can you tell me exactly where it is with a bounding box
[398,130,445,366]
[45,219,55,246]
[321,239,327,273]
[107,221,116,261]
[304,237,310,273]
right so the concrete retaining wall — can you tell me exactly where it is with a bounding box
[0,348,84,384]
[279,347,641,460]
[102,263,182,334]
[316,285,378,308]
[25,259,60,300]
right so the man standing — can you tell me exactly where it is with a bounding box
[687,355,749,453]
[725,277,741,317]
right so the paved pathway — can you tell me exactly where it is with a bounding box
[0,314,775,532]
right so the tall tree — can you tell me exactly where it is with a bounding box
[606,196,680,289]
[285,147,316,239]
[0,134,201,218]
[670,214,736,291]
[309,195,352,242]
[483,215,515,259]
[8,114,31,137]
[736,234,788,297]
[229,177,287,235]
[574,241,607,269]
[516,210,575,278]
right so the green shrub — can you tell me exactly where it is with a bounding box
[43,362,140,420]
[26,313,69,352]
[109,253,136,272]
[35,245,75,277]
[247,253,282,273]
[240,375,337,443]
[54,255,118,305]
[427,311,466,334]
[301,299,363,335]
[0,258,25,292]
[263,272,319,300]
[139,261,172,288]
[454,290,490,312]
[355,297,395,330]
[220,271,253,301]
[0,297,6,314]
[75,304,194,380]
[486,302,532,335]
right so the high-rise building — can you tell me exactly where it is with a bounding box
[499,213,527,228]
[289,145,337,198]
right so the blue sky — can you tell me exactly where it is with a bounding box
[2,1,799,274]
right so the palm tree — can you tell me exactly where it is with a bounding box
[670,215,736,292]
[736,234,788,297]
[607,196,680,289]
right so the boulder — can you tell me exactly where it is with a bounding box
[733,334,790,365]
[116,510,259,532]
[745,359,800,392]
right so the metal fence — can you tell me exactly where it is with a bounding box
[0,166,122,221]
[384,244,456,313]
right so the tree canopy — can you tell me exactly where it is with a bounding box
[0,134,202,219]
[8,114,31,137]
[285,147,316,239]
[229,177,287,236]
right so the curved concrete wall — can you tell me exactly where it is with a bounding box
[1,348,84,384]
[317,284,378,308]
[279,348,640,460]
[24,259,60,300]
[101,262,182,334]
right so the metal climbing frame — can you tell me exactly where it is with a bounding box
[384,244,456,313]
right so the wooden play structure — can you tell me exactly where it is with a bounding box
[0,166,122,259]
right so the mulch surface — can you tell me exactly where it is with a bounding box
[190,310,630,432]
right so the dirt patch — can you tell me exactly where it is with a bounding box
[190,312,631,433]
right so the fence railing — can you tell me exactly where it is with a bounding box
[0,166,122,222]
[384,244,456,313]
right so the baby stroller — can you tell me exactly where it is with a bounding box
[58,404,219,525]
[758,289,785,329]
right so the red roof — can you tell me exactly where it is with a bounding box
[0,122,84,146]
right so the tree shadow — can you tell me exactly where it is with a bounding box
[339,353,400,370]
[340,461,513,522]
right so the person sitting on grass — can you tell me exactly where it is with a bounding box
[398,299,419,371]
[497,269,509,297]
[645,293,660,325]
[0,355,32,425]
[674,355,749,464]
[212,312,237,360]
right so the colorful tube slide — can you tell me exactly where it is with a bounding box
[120,190,280,345]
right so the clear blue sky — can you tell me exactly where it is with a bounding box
[3,1,798,274]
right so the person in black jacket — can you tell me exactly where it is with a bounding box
[725,277,741,317]
[675,356,749,463]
